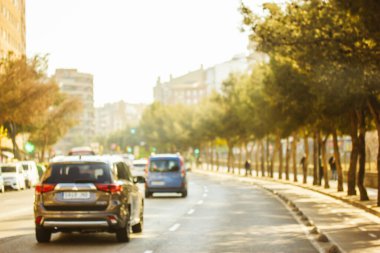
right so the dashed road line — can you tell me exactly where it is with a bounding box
[169,223,181,232]
[359,227,367,231]
[144,251,153,253]
[187,209,195,215]
[203,193,207,197]
[369,233,377,238]
[197,200,204,205]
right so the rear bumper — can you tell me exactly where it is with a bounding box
[43,220,109,228]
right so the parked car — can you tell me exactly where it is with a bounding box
[132,158,148,177]
[0,169,4,193]
[145,154,188,198]
[19,161,39,188]
[0,163,26,191]
[34,155,145,243]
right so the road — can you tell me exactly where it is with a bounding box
[0,173,319,253]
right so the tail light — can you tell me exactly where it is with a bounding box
[96,184,122,193]
[35,184,56,193]
[35,216,43,225]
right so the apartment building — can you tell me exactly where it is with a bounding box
[53,69,95,153]
[0,0,25,57]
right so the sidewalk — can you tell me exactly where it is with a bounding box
[200,164,380,218]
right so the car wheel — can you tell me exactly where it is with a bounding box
[132,204,144,233]
[145,191,152,198]
[116,213,131,242]
[181,189,188,198]
[35,227,51,243]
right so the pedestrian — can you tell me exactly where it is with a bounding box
[245,159,252,176]
[328,155,337,180]
[300,155,306,169]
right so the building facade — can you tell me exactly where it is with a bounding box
[0,0,25,58]
[153,54,262,105]
[53,69,95,153]
[95,101,146,136]
[154,66,209,105]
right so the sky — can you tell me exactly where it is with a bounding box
[26,0,270,107]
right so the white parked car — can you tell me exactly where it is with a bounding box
[1,163,26,191]
[19,161,39,188]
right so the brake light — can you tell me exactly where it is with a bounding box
[35,216,43,225]
[35,184,56,193]
[181,169,185,178]
[96,184,122,193]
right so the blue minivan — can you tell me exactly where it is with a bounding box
[145,154,187,198]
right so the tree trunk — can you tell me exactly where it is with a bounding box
[368,97,380,206]
[357,110,369,201]
[292,134,298,182]
[260,140,265,177]
[348,111,359,196]
[278,137,283,180]
[321,134,330,189]
[5,122,21,160]
[216,151,220,172]
[266,137,270,177]
[239,144,243,175]
[255,142,259,176]
[285,138,290,180]
[313,131,318,185]
[227,141,233,173]
[332,129,344,192]
[303,134,309,184]
[270,135,280,179]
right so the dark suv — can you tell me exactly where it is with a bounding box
[34,155,145,243]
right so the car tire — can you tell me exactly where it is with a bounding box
[181,189,188,198]
[35,227,51,243]
[145,191,152,198]
[132,205,144,233]
[116,213,131,242]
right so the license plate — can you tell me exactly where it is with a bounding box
[63,192,90,200]
[151,181,165,186]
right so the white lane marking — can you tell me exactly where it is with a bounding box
[359,227,367,231]
[144,251,153,253]
[369,233,377,238]
[197,200,204,205]
[169,223,181,232]
[203,193,207,198]
[187,209,195,215]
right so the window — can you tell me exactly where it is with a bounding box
[149,159,180,173]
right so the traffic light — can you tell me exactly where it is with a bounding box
[194,148,200,157]
[130,128,136,135]
[25,142,35,154]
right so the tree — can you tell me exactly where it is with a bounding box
[0,54,59,159]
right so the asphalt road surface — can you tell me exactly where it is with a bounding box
[0,173,317,253]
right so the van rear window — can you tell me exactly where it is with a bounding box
[42,163,112,184]
[149,159,180,172]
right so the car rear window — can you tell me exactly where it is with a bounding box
[149,159,180,172]
[1,166,17,173]
[42,163,112,184]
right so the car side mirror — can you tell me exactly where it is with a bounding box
[133,176,146,184]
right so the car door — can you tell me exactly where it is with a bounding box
[117,162,140,225]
